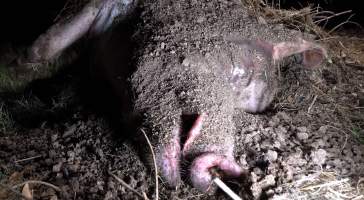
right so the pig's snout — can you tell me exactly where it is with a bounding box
[190,153,243,192]
[155,114,243,192]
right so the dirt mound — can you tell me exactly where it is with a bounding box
[1,0,364,200]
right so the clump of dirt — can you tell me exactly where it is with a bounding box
[1,0,364,200]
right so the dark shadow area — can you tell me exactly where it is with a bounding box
[0,0,68,45]
[0,3,146,140]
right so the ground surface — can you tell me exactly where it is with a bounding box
[1,1,364,200]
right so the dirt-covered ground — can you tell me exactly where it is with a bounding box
[1,1,364,200]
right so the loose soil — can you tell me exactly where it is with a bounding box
[1,1,364,200]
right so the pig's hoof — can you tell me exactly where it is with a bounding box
[190,153,243,192]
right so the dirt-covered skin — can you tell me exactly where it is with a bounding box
[124,0,325,192]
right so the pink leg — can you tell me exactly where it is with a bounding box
[25,0,137,63]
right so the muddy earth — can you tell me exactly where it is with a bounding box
[1,0,364,199]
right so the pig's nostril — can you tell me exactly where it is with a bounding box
[209,166,224,179]
[181,114,204,157]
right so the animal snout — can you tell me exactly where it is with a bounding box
[155,114,243,192]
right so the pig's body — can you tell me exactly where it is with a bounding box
[18,0,326,193]
[91,0,326,192]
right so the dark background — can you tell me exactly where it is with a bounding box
[0,0,362,45]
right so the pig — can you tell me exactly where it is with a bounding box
[122,0,327,192]
[16,0,327,193]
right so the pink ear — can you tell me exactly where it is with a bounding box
[272,39,327,67]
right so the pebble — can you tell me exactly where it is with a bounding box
[266,150,278,162]
[296,131,309,141]
[53,162,63,173]
[311,149,327,165]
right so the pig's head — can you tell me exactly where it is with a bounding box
[135,38,327,194]
[135,61,245,193]
[224,38,327,113]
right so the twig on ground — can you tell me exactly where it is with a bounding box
[108,171,147,199]
[314,10,352,24]
[327,187,355,199]
[328,14,357,34]
[357,177,364,194]
[143,192,149,200]
[301,178,350,191]
[340,132,349,153]
[308,95,318,113]
[12,180,61,192]
[14,155,42,163]
[141,129,159,200]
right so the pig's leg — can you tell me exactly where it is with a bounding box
[24,0,137,64]
[1,0,136,92]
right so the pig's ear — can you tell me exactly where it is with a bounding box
[228,38,327,67]
[271,39,327,67]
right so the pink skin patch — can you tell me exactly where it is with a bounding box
[182,114,204,156]
[190,153,243,192]
[158,127,182,188]
[272,39,327,67]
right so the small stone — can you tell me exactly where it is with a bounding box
[277,112,291,122]
[310,139,325,149]
[67,151,75,160]
[318,125,328,134]
[251,172,259,183]
[250,182,262,199]
[68,164,79,173]
[52,162,63,172]
[296,131,309,141]
[311,149,327,165]
[266,150,278,162]
[51,134,58,142]
[45,158,53,166]
[296,126,307,132]
[197,16,205,23]
[63,124,77,138]
[253,167,263,176]
[96,180,104,191]
[160,42,166,49]
[265,189,275,197]
[104,191,114,200]
[260,174,276,189]
[268,116,280,127]
[257,16,267,25]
